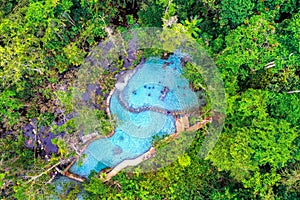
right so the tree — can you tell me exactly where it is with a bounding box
[208,89,299,198]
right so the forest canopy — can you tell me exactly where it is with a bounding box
[0,0,299,199]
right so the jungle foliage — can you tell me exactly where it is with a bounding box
[0,0,299,199]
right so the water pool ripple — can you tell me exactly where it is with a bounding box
[69,54,199,178]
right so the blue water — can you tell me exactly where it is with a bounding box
[53,176,85,199]
[69,53,199,178]
[121,56,198,111]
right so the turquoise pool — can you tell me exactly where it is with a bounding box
[69,53,199,178]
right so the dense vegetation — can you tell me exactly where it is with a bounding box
[0,0,299,199]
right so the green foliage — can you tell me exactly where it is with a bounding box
[52,138,69,158]
[55,89,74,113]
[1,0,299,199]
[219,0,255,28]
[0,172,5,190]
[138,0,164,27]
[83,173,108,195]
[216,13,300,95]
[172,0,206,20]
[0,0,115,91]
[183,62,206,91]
[62,42,85,66]
[268,92,300,126]
[177,153,191,168]
[208,89,299,198]
[75,108,114,136]
[0,0,18,17]
[0,134,54,198]
[158,0,177,19]
[242,169,281,198]
[281,164,300,193]
[0,90,23,127]
[55,178,82,200]
[278,11,300,53]
[256,0,299,20]
[105,139,234,199]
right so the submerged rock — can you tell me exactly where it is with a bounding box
[113,146,123,155]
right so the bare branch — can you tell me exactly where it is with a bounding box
[70,143,81,156]
[25,158,72,184]
[287,90,300,94]
[55,167,64,175]
[265,61,275,69]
